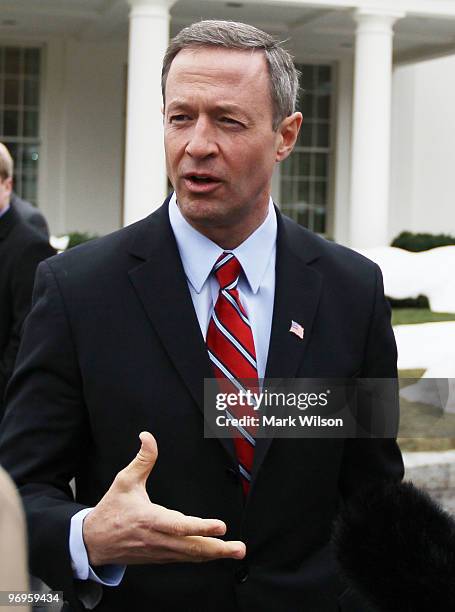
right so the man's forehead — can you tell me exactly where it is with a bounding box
[167,46,268,82]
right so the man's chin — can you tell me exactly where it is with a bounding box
[176,197,238,229]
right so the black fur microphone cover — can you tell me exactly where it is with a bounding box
[332,481,455,612]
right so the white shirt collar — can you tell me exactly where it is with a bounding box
[169,193,277,294]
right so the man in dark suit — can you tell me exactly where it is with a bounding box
[0,21,403,611]
[0,143,50,238]
[0,145,55,418]
[11,193,50,239]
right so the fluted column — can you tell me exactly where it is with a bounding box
[123,0,175,226]
[349,8,405,248]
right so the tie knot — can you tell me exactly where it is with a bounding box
[213,252,241,289]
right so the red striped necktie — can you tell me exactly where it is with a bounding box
[206,252,258,496]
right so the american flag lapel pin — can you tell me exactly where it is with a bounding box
[289,320,304,340]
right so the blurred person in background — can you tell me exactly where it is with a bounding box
[0,143,55,419]
[0,143,49,239]
[0,465,30,612]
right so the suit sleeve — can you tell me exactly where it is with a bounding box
[0,239,55,415]
[339,264,404,498]
[0,260,89,611]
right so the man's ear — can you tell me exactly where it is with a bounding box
[4,176,13,196]
[275,112,303,162]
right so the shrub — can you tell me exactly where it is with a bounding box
[387,295,430,309]
[66,231,99,249]
[391,231,455,252]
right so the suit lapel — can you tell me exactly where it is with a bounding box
[127,201,236,464]
[250,212,324,489]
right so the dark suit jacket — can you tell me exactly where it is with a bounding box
[0,198,403,611]
[0,205,55,417]
[11,193,50,238]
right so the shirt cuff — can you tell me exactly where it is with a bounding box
[69,508,126,585]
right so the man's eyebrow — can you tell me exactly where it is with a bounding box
[166,99,192,112]
[212,103,247,115]
[166,100,251,119]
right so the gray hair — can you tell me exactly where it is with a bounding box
[162,20,300,131]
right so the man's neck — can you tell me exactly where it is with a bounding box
[177,204,270,250]
[0,201,11,218]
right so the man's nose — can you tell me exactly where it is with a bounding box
[185,119,218,159]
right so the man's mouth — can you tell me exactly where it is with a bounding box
[185,174,220,183]
[182,174,222,193]
[191,176,214,183]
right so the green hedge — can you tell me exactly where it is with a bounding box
[66,231,99,249]
[387,295,430,309]
[391,231,455,252]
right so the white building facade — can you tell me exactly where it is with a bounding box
[1,0,454,247]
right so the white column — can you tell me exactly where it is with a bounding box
[349,8,405,248]
[123,0,175,226]
[333,57,354,246]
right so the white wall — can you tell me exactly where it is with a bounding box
[390,54,455,241]
[390,64,416,240]
[40,38,127,237]
[412,55,455,236]
[39,39,68,234]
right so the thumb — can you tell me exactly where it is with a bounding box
[122,431,158,487]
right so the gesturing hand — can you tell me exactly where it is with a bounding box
[83,431,246,566]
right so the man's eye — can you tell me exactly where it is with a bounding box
[170,115,189,123]
[220,117,241,126]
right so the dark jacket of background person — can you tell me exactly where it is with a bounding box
[0,205,55,418]
[11,192,50,239]
[0,199,403,611]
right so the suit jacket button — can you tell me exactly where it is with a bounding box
[235,564,249,583]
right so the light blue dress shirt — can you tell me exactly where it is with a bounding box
[69,193,277,595]
[168,192,276,379]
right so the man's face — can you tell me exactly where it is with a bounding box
[164,46,287,246]
[0,176,12,212]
